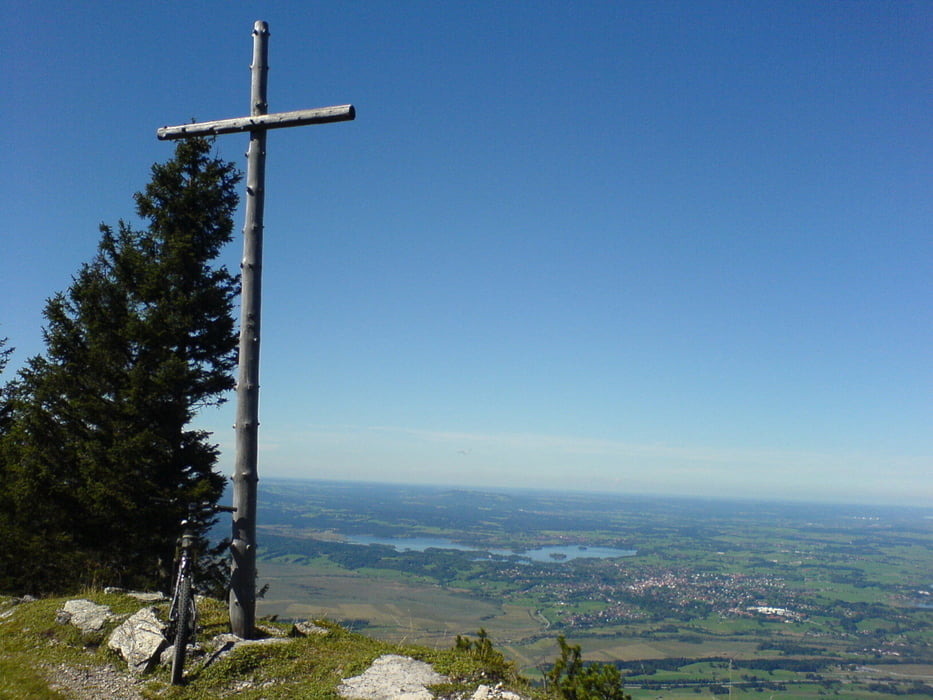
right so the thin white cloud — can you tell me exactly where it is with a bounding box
[246,423,930,505]
[363,424,925,472]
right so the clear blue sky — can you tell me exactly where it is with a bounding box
[3,2,930,506]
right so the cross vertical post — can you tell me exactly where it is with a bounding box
[157,20,355,638]
[229,19,269,639]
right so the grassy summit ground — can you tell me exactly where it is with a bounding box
[0,591,535,700]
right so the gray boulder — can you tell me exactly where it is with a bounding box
[107,607,168,674]
[338,654,449,700]
[103,586,165,602]
[470,684,528,700]
[190,633,292,671]
[291,620,329,637]
[57,599,113,633]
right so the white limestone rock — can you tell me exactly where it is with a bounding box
[107,607,168,674]
[338,654,449,700]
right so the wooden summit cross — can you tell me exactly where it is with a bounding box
[157,20,355,638]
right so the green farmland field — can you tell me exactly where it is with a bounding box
[251,479,933,697]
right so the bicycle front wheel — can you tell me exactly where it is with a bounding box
[171,575,193,685]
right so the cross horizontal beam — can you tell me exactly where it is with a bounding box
[156,104,355,141]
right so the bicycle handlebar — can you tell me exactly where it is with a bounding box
[189,502,237,516]
[152,497,238,516]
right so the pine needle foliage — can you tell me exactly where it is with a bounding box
[0,138,241,594]
[453,627,517,683]
[545,635,631,700]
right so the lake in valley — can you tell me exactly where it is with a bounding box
[344,534,636,562]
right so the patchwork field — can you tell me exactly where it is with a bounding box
[251,479,933,697]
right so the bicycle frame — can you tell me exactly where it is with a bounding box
[167,501,236,685]
[168,508,199,684]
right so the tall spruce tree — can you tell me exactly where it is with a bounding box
[0,138,241,593]
[0,335,20,592]
[0,334,11,432]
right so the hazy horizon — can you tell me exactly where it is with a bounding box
[254,474,930,511]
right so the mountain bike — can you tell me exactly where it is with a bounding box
[168,501,236,685]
